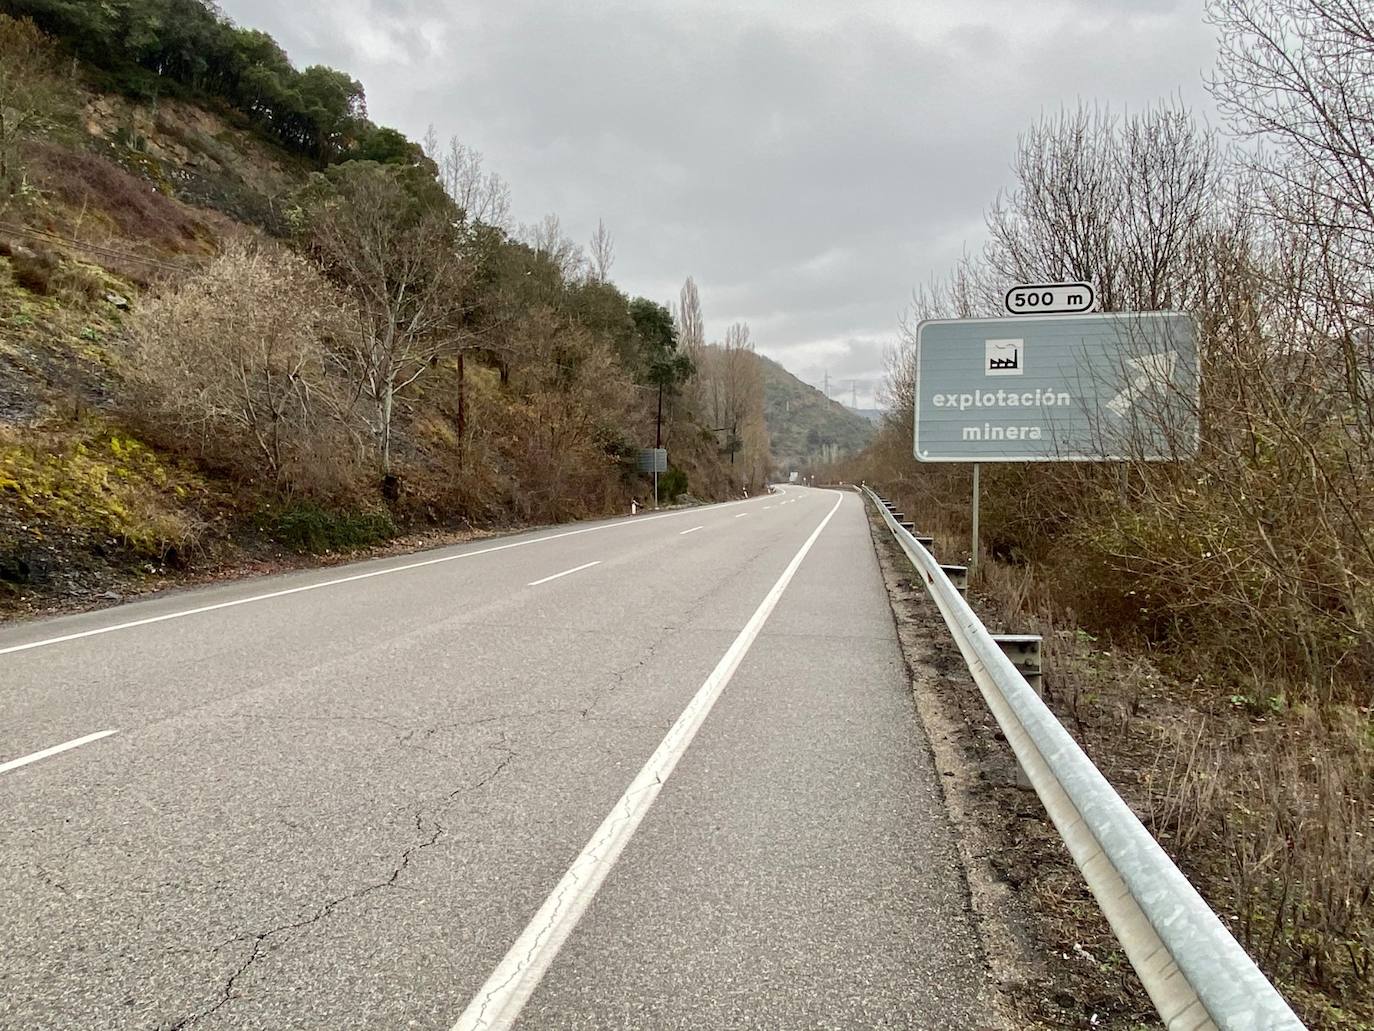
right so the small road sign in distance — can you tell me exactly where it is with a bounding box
[1004,282,1097,315]
[636,448,668,473]
[914,311,1198,463]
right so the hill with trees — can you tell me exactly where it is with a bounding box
[0,6,772,613]
[756,354,874,473]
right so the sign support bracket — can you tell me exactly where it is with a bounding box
[971,463,980,576]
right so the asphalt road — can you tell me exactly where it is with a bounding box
[0,486,988,1030]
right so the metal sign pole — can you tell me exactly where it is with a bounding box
[971,464,980,576]
[654,467,659,510]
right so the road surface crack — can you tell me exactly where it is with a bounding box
[166,812,443,1029]
[579,623,679,719]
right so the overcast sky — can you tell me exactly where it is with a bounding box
[218,0,1219,408]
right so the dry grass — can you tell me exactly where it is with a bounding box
[28,142,213,253]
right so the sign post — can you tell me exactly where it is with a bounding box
[971,463,980,574]
[914,310,1198,570]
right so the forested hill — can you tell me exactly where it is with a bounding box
[758,355,875,472]
[3,0,413,167]
[0,4,775,615]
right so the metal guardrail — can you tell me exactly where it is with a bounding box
[862,486,1304,1031]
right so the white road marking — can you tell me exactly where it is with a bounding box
[526,561,601,587]
[678,526,704,536]
[0,499,764,658]
[0,730,118,775]
[763,505,774,510]
[451,491,845,1031]
[734,513,749,519]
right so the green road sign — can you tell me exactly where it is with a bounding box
[914,312,1198,462]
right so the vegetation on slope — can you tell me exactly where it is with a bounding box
[0,8,772,614]
[3,0,404,166]
[757,353,874,472]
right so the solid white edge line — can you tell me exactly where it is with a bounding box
[451,490,845,1031]
[0,730,118,775]
[526,561,601,588]
[678,526,704,535]
[0,498,765,658]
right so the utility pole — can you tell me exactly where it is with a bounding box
[851,382,857,409]
[823,370,829,398]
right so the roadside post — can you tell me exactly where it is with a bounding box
[913,292,1197,576]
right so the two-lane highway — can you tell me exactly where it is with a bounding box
[0,487,988,1029]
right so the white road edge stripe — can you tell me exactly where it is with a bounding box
[526,561,601,587]
[0,499,762,658]
[451,490,845,1031]
[678,526,704,535]
[0,730,118,775]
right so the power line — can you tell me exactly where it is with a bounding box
[0,220,196,275]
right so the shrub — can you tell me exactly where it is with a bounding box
[261,502,395,553]
[657,467,688,503]
[28,143,211,252]
[126,239,367,497]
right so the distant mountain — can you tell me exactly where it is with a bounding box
[851,407,885,424]
[757,356,875,471]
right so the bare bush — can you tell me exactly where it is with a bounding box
[127,241,363,496]
[0,15,70,208]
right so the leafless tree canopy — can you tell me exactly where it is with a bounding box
[127,241,362,493]
[519,213,585,281]
[296,165,472,475]
[430,133,513,231]
[588,218,615,283]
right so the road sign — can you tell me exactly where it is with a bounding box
[1004,282,1096,315]
[914,311,1198,462]
[636,448,667,474]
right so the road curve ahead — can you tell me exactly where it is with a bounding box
[1,487,987,1030]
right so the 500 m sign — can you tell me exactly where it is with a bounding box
[1004,282,1096,316]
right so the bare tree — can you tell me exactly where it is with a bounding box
[1208,0,1374,278]
[677,277,705,354]
[1208,0,1374,431]
[437,136,513,230]
[295,163,471,479]
[984,101,1221,313]
[520,213,585,280]
[588,218,615,282]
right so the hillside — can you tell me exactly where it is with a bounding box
[757,354,875,471]
[0,8,772,617]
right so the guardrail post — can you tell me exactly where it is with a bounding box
[940,564,968,597]
[992,634,1043,788]
[914,534,934,550]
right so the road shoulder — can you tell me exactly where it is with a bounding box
[861,499,1125,1030]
